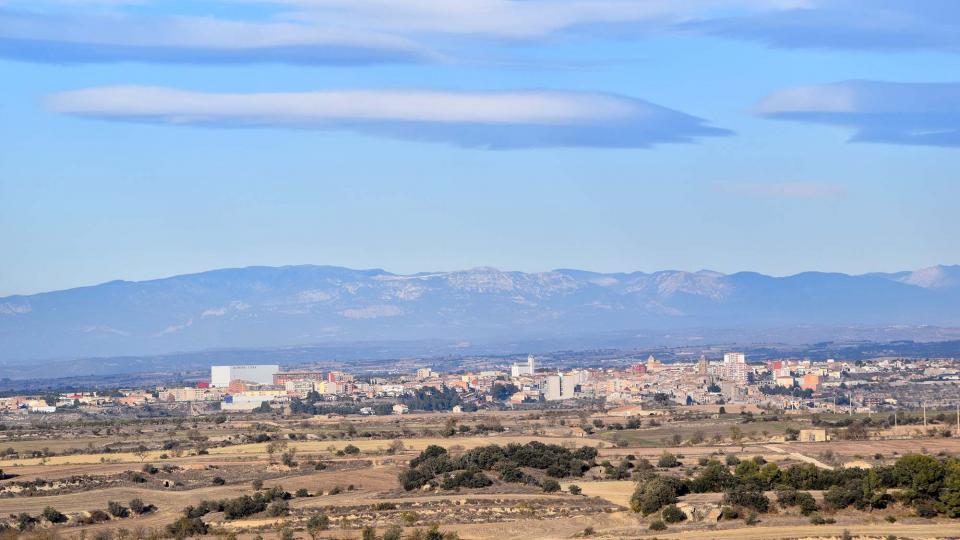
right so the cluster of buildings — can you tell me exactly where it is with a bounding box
[2,354,959,418]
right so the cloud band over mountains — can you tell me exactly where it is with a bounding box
[45,86,731,149]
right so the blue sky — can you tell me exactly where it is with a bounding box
[2,0,959,296]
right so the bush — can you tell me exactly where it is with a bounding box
[107,501,129,518]
[542,479,561,492]
[568,484,582,495]
[343,444,361,455]
[166,516,208,539]
[725,455,740,466]
[915,500,938,518]
[661,505,687,523]
[722,486,769,513]
[630,475,686,515]
[441,469,493,490]
[648,520,667,531]
[657,452,680,468]
[720,506,739,520]
[885,515,897,523]
[306,513,330,538]
[808,513,836,525]
[42,507,67,524]
[374,502,398,510]
[129,498,150,515]
[296,488,310,497]
[266,500,289,517]
[382,525,403,540]
[212,476,226,486]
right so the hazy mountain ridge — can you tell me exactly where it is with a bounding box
[1,264,958,364]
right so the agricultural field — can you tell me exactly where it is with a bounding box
[1,408,959,540]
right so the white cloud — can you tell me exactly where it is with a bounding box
[0,10,435,64]
[756,80,960,147]
[276,0,803,39]
[45,85,731,148]
[715,181,846,199]
[691,1,960,53]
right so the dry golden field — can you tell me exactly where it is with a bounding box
[0,409,958,539]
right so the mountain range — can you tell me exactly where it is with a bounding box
[1,264,959,365]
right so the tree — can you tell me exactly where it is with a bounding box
[894,454,944,500]
[630,475,685,515]
[542,478,561,492]
[306,513,330,540]
[722,486,769,513]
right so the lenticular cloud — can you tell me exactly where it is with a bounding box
[46,86,731,149]
[755,80,960,147]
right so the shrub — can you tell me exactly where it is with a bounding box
[382,525,403,540]
[648,520,667,531]
[661,505,686,523]
[808,513,836,525]
[915,500,938,518]
[885,515,897,523]
[657,452,680,468]
[15,513,37,531]
[266,500,289,517]
[212,476,226,486]
[166,517,208,539]
[441,469,493,490]
[343,444,361,455]
[306,513,330,539]
[568,484,582,495]
[296,488,310,497]
[725,455,740,466]
[107,501,129,518]
[722,486,769,513]
[542,479,561,492]
[630,475,686,515]
[42,507,67,524]
[129,498,149,515]
[374,502,397,510]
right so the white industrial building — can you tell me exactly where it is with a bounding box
[210,364,279,388]
[511,355,536,378]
